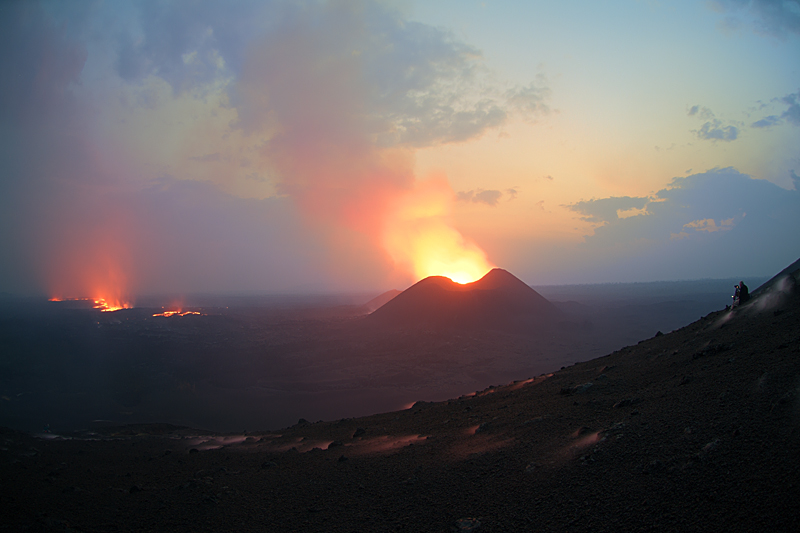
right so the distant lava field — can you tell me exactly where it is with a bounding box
[0,273,759,433]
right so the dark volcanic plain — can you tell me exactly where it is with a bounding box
[1,266,799,531]
[0,274,761,434]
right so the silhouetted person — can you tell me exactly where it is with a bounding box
[733,281,749,307]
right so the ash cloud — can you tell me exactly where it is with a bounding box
[231,1,544,148]
[0,0,548,296]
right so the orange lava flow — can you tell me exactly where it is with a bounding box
[48,296,132,312]
[152,309,203,317]
[153,301,205,317]
[93,298,132,312]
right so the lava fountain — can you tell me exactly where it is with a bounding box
[47,237,135,312]
[48,296,132,312]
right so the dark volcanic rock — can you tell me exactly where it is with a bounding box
[362,289,402,313]
[367,268,560,331]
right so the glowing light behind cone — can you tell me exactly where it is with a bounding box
[382,177,494,284]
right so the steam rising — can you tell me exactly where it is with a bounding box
[1,0,533,297]
[235,1,499,284]
[382,178,493,283]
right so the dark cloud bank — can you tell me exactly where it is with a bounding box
[561,168,800,282]
[711,0,800,38]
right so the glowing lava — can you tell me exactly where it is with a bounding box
[93,298,132,312]
[152,310,203,317]
[382,178,494,284]
[152,303,204,317]
[48,297,132,312]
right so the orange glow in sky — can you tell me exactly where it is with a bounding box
[382,177,494,284]
[47,233,135,312]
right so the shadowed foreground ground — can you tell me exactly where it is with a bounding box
[1,281,799,532]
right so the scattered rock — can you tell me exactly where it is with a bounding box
[698,438,720,459]
[129,484,143,494]
[327,441,343,449]
[560,383,593,395]
[260,461,277,469]
[692,343,731,360]
[613,398,636,408]
[523,417,544,425]
[353,428,366,438]
[571,426,593,438]
[337,455,348,463]
[642,460,665,474]
[455,517,481,531]
[475,423,490,434]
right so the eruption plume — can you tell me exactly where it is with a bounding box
[240,2,495,285]
[44,198,135,310]
[382,178,494,284]
[7,1,508,299]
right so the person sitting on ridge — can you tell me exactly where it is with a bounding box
[733,281,749,307]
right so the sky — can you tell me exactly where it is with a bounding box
[0,0,798,300]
